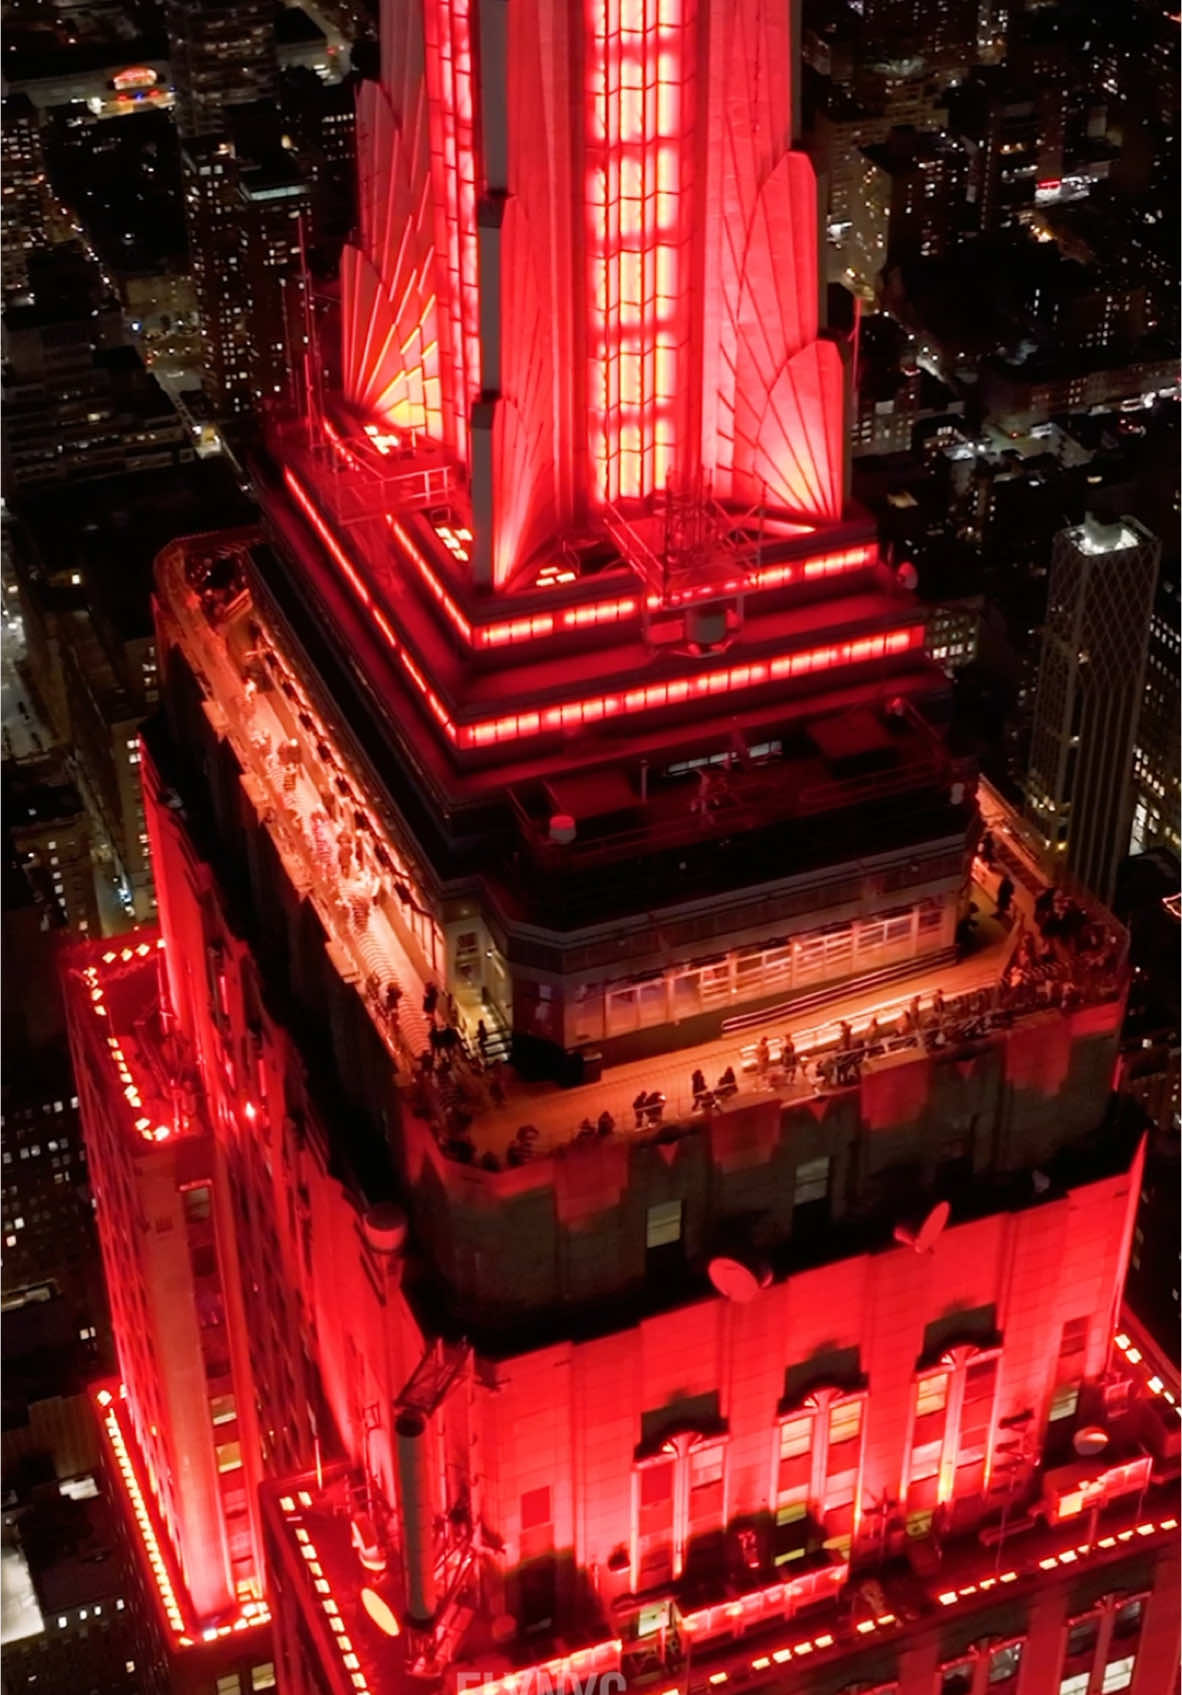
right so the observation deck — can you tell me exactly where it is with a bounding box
[152,529,1126,1178]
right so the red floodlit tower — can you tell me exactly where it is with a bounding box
[64,0,1182,1690]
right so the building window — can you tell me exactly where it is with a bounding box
[1058,1677,1089,1695]
[793,1157,831,1209]
[215,1440,243,1473]
[1065,1614,1100,1660]
[772,1384,865,1554]
[916,1372,948,1417]
[988,1641,1022,1683]
[251,1668,276,1692]
[778,1415,812,1461]
[908,1344,999,1509]
[634,1459,676,1586]
[1100,1660,1136,1693]
[633,1434,727,1586]
[216,1678,242,1695]
[823,1397,862,1509]
[210,1393,237,1426]
[957,1356,998,1468]
[520,1485,553,1560]
[646,1201,682,1249]
[1050,1315,1089,1419]
[1112,1597,1144,1639]
[183,1185,212,1222]
[687,1442,724,1537]
[1049,1380,1080,1422]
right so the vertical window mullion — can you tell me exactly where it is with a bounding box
[674,1450,688,1576]
[941,1358,968,1500]
[810,1400,828,1513]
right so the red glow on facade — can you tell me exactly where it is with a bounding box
[285,462,925,745]
[586,0,694,502]
[290,463,882,660]
[424,0,480,458]
[334,0,853,593]
[343,83,444,436]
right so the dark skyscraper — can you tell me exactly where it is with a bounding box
[180,133,251,419]
[168,0,283,423]
[1,94,50,301]
[167,0,279,141]
[1026,516,1160,904]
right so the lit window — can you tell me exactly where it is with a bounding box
[1064,1613,1098,1654]
[688,1443,725,1530]
[793,1157,831,1207]
[909,1438,942,1480]
[915,1373,948,1416]
[828,1399,862,1446]
[251,1666,276,1691]
[183,1186,212,1222]
[1101,1659,1136,1693]
[210,1393,237,1426]
[1059,1677,1089,1695]
[1113,1598,1144,1638]
[646,1201,682,1248]
[689,1443,724,1490]
[989,1642,1023,1682]
[779,1416,813,1460]
[216,1440,243,1473]
[216,1677,242,1695]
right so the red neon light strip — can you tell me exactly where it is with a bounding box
[287,468,922,749]
[457,628,922,747]
[286,467,375,610]
[390,518,869,650]
[386,514,474,642]
[77,942,174,1143]
[318,422,874,645]
[279,1495,374,1693]
[96,1390,187,1636]
[463,1500,1182,1695]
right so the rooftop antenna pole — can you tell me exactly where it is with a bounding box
[297,211,323,449]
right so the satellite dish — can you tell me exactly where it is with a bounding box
[893,1201,950,1255]
[1073,1426,1110,1458]
[708,1256,771,1302]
